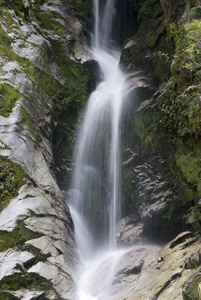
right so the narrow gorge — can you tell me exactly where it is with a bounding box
[0,0,201,299]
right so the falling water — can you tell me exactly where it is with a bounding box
[69,0,125,298]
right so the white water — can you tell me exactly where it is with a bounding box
[69,0,125,298]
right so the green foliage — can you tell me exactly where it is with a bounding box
[159,83,201,139]
[167,21,179,44]
[172,14,201,86]
[0,158,25,210]
[183,19,201,70]
[0,84,22,117]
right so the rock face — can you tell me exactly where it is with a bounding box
[120,0,201,238]
[0,0,201,299]
[0,0,91,298]
[118,0,201,298]
[113,232,201,300]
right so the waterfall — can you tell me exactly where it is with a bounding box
[68,0,125,298]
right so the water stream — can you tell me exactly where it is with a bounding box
[68,0,126,298]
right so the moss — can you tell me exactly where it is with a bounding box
[30,7,69,36]
[0,0,29,18]
[175,140,201,199]
[0,158,26,211]
[152,51,171,81]
[144,20,166,48]
[0,292,18,300]
[158,80,201,140]
[183,19,201,70]
[0,84,22,117]
[61,0,91,17]
[172,9,201,87]
[183,275,201,300]
[137,0,163,21]
[0,272,51,292]
[133,109,162,158]
[0,140,9,150]
[0,13,33,67]
[0,222,41,252]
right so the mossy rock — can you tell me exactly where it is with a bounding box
[0,222,41,252]
[137,0,163,21]
[0,272,51,292]
[0,292,18,300]
[61,0,91,17]
[0,84,22,117]
[144,19,166,48]
[183,274,201,300]
[133,108,162,158]
[0,0,29,18]
[172,9,201,87]
[0,158,25,211]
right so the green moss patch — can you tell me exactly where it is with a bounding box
[0,292,18,300]
[30,7,68,36]
[144,20,166,48]
[175,139,201,198]
[171,9,201,87]
[0,84,22,117]
[0,222,41,252]
[0,0,29,18]
[0,272,51,292]
[133,108,162,158]
[0,158,25,211]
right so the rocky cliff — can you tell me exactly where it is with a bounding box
[0,0,91,298]
[0,0,201,299]
[119,0,201,298]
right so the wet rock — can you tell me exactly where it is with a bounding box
[131,158,179,242]
[123,70,157,112]
[110,232,201,300]
[116,217,145,246]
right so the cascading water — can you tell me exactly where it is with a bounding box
[68,0,125,298]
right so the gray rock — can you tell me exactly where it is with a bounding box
[0,249,34,280]
[108,232,201,300]
[0,2,85,298]
[116,217,145,246]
